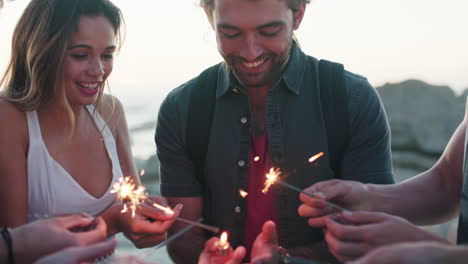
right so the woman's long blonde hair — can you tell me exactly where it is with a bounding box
[0,0,123,117]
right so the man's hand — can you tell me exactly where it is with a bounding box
[298,179,371,227]
[35,238,117,264]
[198,237,246,264]
[250,221,279,264]
[348,242,460,264]
[12,214,107,263]
[323,211,448,262]
[118,196,182,248]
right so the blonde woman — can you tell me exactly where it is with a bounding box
[0,0,179,250]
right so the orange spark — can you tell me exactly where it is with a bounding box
[140,169,145,176]
[262,167,281,194]
[110,176,148,218]
[254,156,260,162]
[308,152,325,163]
[239,190,248,198]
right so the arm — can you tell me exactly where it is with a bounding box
[299,90,466,227]
[367,113,465,224]
[349,242,468,264]
[156,88,208,263]
[340,73,394,184]
[0,100,29,227]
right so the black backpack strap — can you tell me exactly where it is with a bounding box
[318,59,349,178]
[186,63,221,185]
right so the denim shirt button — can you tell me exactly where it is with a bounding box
[238,160,246,167]
[234,206,241,213]
[240,117,248,124]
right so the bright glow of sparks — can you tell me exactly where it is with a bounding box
[140,169,145,176]
[262,167,281,194]
[110,176,148,218]
[254,156,260,162]
[239,190,248,198]
[219,232,230,250]
[308,152,324,163]
[153,203,175,215]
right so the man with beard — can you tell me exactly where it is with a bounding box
[155,0,394,262]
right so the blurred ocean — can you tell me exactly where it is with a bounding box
[116,96,174,263]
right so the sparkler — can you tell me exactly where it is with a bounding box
[152,203,221,233]
[110,176,148,218]
[262,152,347,212]
[218,231,230,256]
[308,152,324,163]
[93,176,147,217]
[139,218,203,260]
[239,189,248,198]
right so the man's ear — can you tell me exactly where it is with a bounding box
[292,2,306,30]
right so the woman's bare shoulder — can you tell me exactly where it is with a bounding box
[0,98,28,143]
[97,94,126,135]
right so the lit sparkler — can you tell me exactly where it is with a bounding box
[239,189,248,198]
[110,176,148,218]
[261,152,346,212]
[308,152,324,163]
[262,167,281,194]
[219,231,230,255]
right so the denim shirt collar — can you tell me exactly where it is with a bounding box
[216,41,307,98]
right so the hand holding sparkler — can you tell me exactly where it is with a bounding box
[96,176,181,248]
[298,179,371,228]
[198,232,246,264]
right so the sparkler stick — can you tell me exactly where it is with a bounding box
[175,217,220,234]
[139,218,203,260]
[152,203,221,233]
[275,179,347,212]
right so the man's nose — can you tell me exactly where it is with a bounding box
[239,34,262,61]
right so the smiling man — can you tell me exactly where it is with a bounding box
[155,0,394,263]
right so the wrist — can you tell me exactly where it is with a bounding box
[101,203,123,236]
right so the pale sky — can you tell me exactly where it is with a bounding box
[1,0,467,101]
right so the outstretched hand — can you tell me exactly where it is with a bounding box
[348,241,460,264]
[198,237,246,264]
[12,214,108,263]
[298,179,371,228]
[323,211,448,262]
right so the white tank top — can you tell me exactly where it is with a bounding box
[26,105,122,222]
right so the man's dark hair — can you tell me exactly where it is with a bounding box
[200,0,311,22]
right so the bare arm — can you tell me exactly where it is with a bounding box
[367,114,466,224]
[300,101,467,227]
[0,100,28,227]
[166,197,207,264]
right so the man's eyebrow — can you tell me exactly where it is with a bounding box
[68,44,116,50]
[258,21,285,29]
[217,23,240,30]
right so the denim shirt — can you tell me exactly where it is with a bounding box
[156,43,394,249]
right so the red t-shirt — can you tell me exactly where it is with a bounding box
[243,131,279,259]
